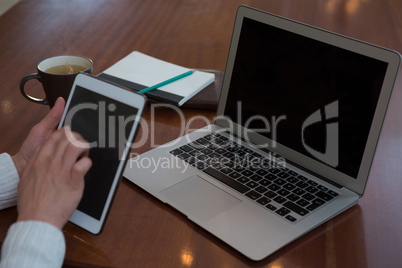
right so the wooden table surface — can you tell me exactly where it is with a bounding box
[1,0,401,267]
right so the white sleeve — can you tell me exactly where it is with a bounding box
[0,153,19,210]
[0,221,66,268]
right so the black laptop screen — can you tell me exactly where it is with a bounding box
[223,17,388,178]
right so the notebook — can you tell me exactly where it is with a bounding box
[98,51,215,106]
[123,6,401,260]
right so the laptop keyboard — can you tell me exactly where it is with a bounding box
[169,132,340,223]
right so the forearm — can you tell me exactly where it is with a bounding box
[0,153,19,210]
[0,221,65,268]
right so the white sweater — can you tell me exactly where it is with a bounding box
[0,153,65,268]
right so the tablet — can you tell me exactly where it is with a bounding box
[58,73,147,234]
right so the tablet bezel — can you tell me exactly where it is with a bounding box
[58,73,146,234]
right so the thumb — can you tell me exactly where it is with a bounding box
[40,97,66,130]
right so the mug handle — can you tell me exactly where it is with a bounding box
[19,73,48,105]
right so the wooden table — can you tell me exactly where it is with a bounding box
[1,0,401,267]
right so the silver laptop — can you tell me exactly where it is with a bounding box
[123,6,401,260]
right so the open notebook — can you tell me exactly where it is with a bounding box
[98,51,215,106]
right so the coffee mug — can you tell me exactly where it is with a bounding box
[20,55,93,107]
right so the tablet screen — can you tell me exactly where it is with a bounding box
[64,85,138,220]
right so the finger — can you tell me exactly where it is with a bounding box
[37,97,65,131]
[67,157,91,193]
[71,157,92,183]
[34,127,67,161]
[62,131,91,169]
[62,126,90,150]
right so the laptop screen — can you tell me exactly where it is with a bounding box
[223,17,388,178]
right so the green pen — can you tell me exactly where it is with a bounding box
[138,70,194,94]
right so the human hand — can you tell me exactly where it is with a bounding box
[17,127,92,230]
[12,97,65,177]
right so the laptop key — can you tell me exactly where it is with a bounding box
[307,180,318,186]
[276,207,291,216]
[283,201,309,216]
[265,174,277,181]
[245,190,262,200]
[283,183,296,191]
[293,188,305,196]
[315,191,334,201]
[302,193,315,201]
[178,153,190,160]
[203,167,250,194]
[197,154,209,161]
[185,157,196,165]
[241,170,254,177]
[193,161,207,170]
[209,152,220,159]
[201,148,213,155]
[296,181,309,188]
[285,215,297,222]
[189,150,202,157]
[297,175,308,181]
[327,190,339,197]
[188,141,204,149]
[237,177,250,184]
[215,148,227,154]
[274,196,286,204]
[274,178,286,185]
[203,134,212,140]
[268,168,281,174]
[170,148,182,156]
[305,186,318,193]
[196,138,210,146]
[277,172,290,179]
[305,198,326,210]
[256,169,269,176]
[268,184,281,191]
[259,179,271,187]
[250,174,263,182]
[255,186,268,193]
[207,143,219,150]
[257,197,271,206]
[286,176,299,183]
[252,152,263,158]
[266,204,277,211]
[243,148,253,154]
[287,170,298,176]
[234,150,247,157]
[296,199,309,207]
[226,146,239,153]
[287,194,300,202]
[224,161,235,168]
[229,172,242,179]
[277,189,290,197]
[246,181,258,188]
[264,191,277,198]
[220,167,232,174]
[223,152,234,158]
[317,185,328,191]
[179,145,193,152]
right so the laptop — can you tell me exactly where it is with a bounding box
[123,6,401,260]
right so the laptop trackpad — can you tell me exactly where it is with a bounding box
[160,175,241,221]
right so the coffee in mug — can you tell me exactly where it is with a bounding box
[20,55,93,107]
